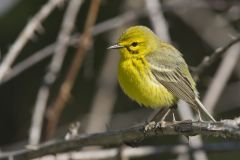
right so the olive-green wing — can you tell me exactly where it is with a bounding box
[146,49,197,105]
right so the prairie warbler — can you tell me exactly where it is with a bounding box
[108,26,215,122]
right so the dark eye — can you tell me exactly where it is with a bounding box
[131,42,138,47]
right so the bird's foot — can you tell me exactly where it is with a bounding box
[144,120,167,133]
[144,121,157,132]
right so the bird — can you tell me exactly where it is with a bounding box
[108,25,216,122]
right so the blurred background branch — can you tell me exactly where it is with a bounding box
[0,0,66,83]
[28,0,84,147]
[1,11,140,84]
[45,0,101,139]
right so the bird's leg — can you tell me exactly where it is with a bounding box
[145,106,178,131]
[160,108,171,121]
[158,104,177,122]
[156,106,176,128]
[197,108,204,122]
[170,104,177,122]
[172,111,176,122]
[145,108,170,132]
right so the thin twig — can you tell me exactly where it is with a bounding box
[45,0,101,139]
[1,118,240,160]
[0,0,66,83]
[2,44,55,84]
[28,0,84,146]
[192,36,240,80]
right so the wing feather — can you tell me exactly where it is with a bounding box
[146,49,197,105]
[145,46,215,121]
[151,67,195,104]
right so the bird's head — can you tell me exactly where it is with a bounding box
[108,26,159,59]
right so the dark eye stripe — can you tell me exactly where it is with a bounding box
[126,46,138,54]
[131,42,138,47]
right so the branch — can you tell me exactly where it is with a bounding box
[0,0,66,83]
[1,118,240,160]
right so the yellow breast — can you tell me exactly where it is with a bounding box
[118,58,176,108]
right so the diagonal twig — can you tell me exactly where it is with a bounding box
[192,36,240,80]
[0,0,66,83]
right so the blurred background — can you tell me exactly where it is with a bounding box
[0,0,240,159]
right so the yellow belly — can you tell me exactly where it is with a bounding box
[118,58,176,108]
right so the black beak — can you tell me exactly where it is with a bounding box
[107,44,124,49]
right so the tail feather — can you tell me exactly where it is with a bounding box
[195,98,216,122]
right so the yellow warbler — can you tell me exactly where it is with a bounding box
[108,26,215,122]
